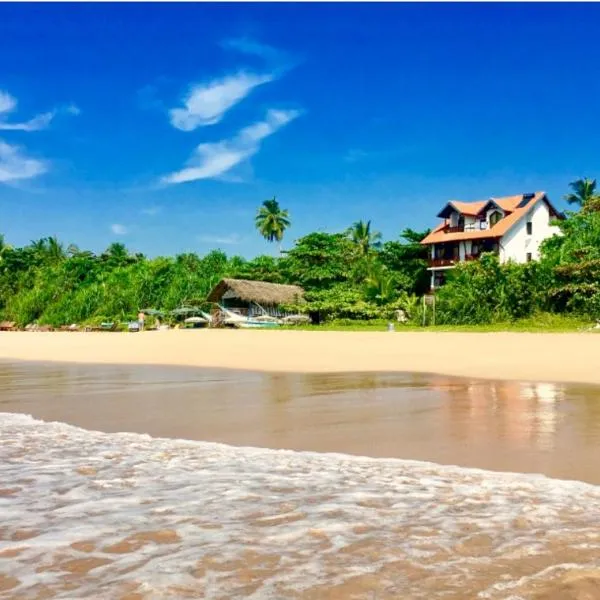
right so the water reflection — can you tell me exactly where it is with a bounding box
[435,378,567,452]
[2,362,600,483]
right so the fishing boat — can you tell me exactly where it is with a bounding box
[239,314,281,329]
[218,306,281,329]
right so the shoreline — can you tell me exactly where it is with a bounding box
[1,329,600,385]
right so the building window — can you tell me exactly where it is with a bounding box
[526,252,532,262]
[526,222,532,235]
[489,211,502,227]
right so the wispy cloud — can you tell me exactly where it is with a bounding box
[197,233,242,245]
[0,91,17,114]
[110,224,128,235]
[221,38,282,61]
[0,90,79,185]
[65,104,81,116]
[0,140,47,183]
[169,72,274,132]
[0,90,54,132]
[0,111,55,132]
[141,205,161,216]
[162,108,300,184]
[0,90,80,132]
[221,37,300,73]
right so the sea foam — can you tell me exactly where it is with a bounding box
[1,412,600,599]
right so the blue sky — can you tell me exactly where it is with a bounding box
[1,3,600,257]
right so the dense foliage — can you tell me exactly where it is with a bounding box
[0,224,430,327]
[2,178,599,328]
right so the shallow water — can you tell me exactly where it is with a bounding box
[1,363,600,599]
[2,362,600,483]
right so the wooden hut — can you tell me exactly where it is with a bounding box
[206,278,305,318]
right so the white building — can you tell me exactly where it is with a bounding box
[420,192,563,289]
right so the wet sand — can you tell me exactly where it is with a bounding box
[1,329,600,385]
[2,362,600,484]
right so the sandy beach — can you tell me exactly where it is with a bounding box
[1,329,599,384]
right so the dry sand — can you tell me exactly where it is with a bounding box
[1,329,599,384]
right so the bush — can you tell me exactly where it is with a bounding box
[435,254,542,325]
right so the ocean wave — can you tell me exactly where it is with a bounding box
[2,412,600,599]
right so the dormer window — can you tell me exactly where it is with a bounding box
[489,210,502,227]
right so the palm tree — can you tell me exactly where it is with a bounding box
[364,264,397,305]
[28,236,65,265]
[255,197,291,254]
[564,178,600,211]
[348,220,382,256]
[46,236,65,263]
[100,242,131,267]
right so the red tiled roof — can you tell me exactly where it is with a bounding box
[448,201,487,216]
[421,192,557,245]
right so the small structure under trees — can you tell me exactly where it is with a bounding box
[206,278,305,318]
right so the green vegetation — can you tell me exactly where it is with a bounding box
[0,222,430,328]
[284,313,590,333]
[1,178,599,331]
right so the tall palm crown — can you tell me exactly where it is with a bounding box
[564,178,600,209]
[348,220,382,256]
[255,197,291,252]
[29,236,66,264]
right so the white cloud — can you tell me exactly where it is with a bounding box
[0,111,55,132]
[169,71,274,131]
[0,91,17,114]
[162,108,300,184]
[197,233,242,245]
[0,140,47,183]
[141,205,161,216]
[111,224,128,235]
[0,89,56,131]
[0,90,78,185]
[0,90,80,132]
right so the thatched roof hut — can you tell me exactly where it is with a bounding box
[207,278,305,306]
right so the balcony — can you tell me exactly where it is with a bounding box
[443,222,489,234]
[428,258,456,268]
[428,254,481,268]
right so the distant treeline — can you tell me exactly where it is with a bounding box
[1,178,599,327]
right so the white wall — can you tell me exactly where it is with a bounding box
[464,216,476,229]
[500,200,561,263]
